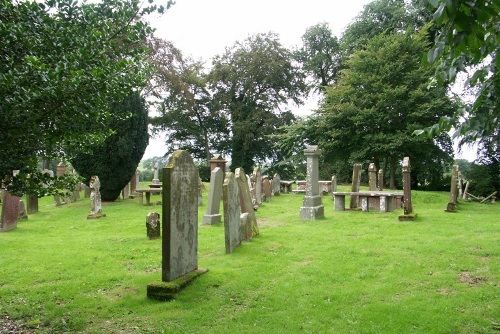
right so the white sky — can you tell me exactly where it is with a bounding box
[142,0,477,161]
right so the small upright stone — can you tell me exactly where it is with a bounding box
[253,166,263,206]
[26,194,38,214]
[378,170,384,191]
[300,145,324,220]
[262,176,272,202]
[146,212,161,239]
[445,164,459,212]
[202,167,223,225]
[272,173,281,196]
[87,175,106,219]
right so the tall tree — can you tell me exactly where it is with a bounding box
[208,32,306,172]
[70,93,149,201]
[295,22,342,90]
[0,0,169,195]
[420,0,499,146]
[147,38,230,162]
[283,32,455,189]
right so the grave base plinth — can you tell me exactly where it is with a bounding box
[87,213,106,220]
[202,214,222,225]
[300,205,324,220]
[147,268,208,301]
[398,213,417,221]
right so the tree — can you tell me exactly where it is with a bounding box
[147,38,230,162]
[0,0,170,196]
[284,32,456,189]
[421,0,499,146]
[70,93,149,201]
[208,32,306,172]
[295,22,342,90]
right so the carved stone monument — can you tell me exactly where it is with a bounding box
[398,157,416,221]
[368,163,377,191]
[272,173,281,196]
[87,175,106,219]
[300,145,324,220]
[202,167,223,225]
[235,168,259,237]
[147,150,207,301]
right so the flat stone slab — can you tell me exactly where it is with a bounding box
[147,268,208,301]
[398,213,418,221]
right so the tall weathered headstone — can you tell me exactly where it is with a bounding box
[378,170,384,191]
[202,167,223,225]
[300,145,324,220]
[262,176,272,202]
[235,168,259,236]
[147,151,207,301]
[368,163,377,191]
[18,199,28,220]
[223,172,244,253]
[398,157,416,221]
[331,175,338,192]
[0,191,20,232]
[87,175,106,219]
[130,169,139,194]
[122,183,130,200]
[272,173,281,196]
[209,154,227,186]
[350,163,362,209]
[26,194,39,214]
[146,212,161,240]
[253,166,263,206]
[445,164,459,212]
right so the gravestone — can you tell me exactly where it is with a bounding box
[87,175,106,219]
[26,194,38,214]
[398,157,416,221]
[130,169,139,196]
[84,184,91,198]
[262,176,272,202]
[198,176,203,206]
[300,145,324,220]
[445,164,459,212]
[253,167,263,206]
[240,213,252,242]
[0,191,20,232]
[272,173,281,196]
[122,183,129,200]
[18,199,28,220]
[209,154,227,186]
[457,171,463,200]
[235,168,259,236]
[146,212,161,239]
[202,167,223,225]
[223,172,244,253]
[151,163,160,186]
[368,163,377,191]
[378,170,384,191]
[350,163,362,209]
[331,175,337,192]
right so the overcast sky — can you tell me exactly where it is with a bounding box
[142,0,477,161]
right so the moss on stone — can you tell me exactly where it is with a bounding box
[147,268,208,301]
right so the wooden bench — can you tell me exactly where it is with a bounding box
[136,188,162,205]
[331,191,403,212]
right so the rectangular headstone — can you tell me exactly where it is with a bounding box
[146,212,161,240]
[272,173,281,196]
[1,191,20,232]
[26,194,38,214]
[223,172,243,253]
[162,150,199,282]
[350,163,362,209]
[202,167,223,225]
[235,168,259,236]
[253,167,263,206]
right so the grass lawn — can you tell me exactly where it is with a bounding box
[0,183,498,333]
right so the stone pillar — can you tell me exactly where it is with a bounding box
[130,169,139,195]
[151,163,160,186]
[378,170,384,191]
[398,156,417,221]
[272,173,281,196]
[350,163,362,209]
[457,171,463,199]
[368,163,377,191]
[202,167,223,225]
[300,145,324,220]
[445,165,459,212]
[209,154,227,185]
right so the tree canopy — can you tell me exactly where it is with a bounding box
[0,0,170,195]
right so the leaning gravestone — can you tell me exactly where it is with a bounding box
[146,212,161,240]
[87,175,106,219]
[350,163,362,209]
[223,172,244,253]
[300,145,324,220]
[202,167,223,225]
[398,157,416,221]
[147,150,207,301]
[235,168,259,236]
[1,191,20,232]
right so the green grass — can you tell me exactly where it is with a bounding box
[1,183,498,333]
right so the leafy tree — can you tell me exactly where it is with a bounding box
[0,0,169,196]
[283,32,455,189]
[208,32,306,172]
[147,38,230,162]
[295,22,342,90]
[70,93,149,201]
[421,0,499,146]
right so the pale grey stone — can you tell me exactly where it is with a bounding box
[300,145,324,220]
[202,167,223,225]
[223,172,243,253]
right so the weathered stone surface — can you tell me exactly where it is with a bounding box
[146,212,161,239]
[202,167,223,225]
[223,172,243,253]
[331,175,338,192]
[272,173,281,196]
[147,268,208,301]
[0,191,20,232]
[368,163,377,191]
[378,170,384,191]
[445,164,459,212]
[18,199,28,220]
[88,175,106,219]
[398,156,416,221]
[122,183,130,200]
[300,145,324,220]
[235,168,259,236]
[253,166,263,206]
[209,154,227,186]
[350,163,362,209]
[162,150,199,282]
[262,176,272,202]
[152,163,160,185]
[26,194,38,214]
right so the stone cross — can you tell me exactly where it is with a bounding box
[368,163,377,191]
[202,167,223,225]
[223,172,244,253]
[235,168,259,236]
[146,212,161,240]
[161,150,199,282]
[152,163,160,185]
[350,163,362,209]
[300,145,324,220]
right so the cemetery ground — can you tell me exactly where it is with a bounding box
[0,184,498,333]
